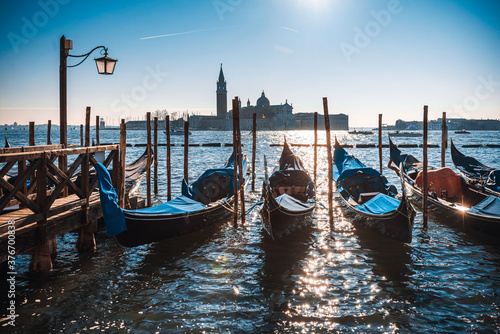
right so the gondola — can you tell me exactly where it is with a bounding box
[450,139,499,197]
[97,150,249,247]
[259,141,316,240]
[333,138,414,243]
[389,138,500,236]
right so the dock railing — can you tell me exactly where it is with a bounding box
[0,144,124,266]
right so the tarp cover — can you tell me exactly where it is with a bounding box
[126,195,206,215]
[96,163,127,237]
[356,193,400,214]
[415,167,462,198]
[333,145,366,181]
[469,196,500,217]
[275,193,314,211]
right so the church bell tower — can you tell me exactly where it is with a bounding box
[216,64,227,118]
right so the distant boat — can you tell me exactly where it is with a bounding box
[348,129,373,135]
[455,129,470,134]
[388,131,422,137]
[164,128,191,135]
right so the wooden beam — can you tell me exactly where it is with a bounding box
[323,97,334,229]
[154,116,158,195]
[423,105,428,229]
[166,116,171,201]
[252,113,256,192]
[146,112,152,207]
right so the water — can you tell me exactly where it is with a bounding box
[1,128,500,333]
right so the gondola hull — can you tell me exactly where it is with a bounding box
[401,174,500,236]
[332,138,415,243]
[450,140,500,198]
[116,198,235,247]
[336,191,414,243]
[260,185,315,239]
[390,139,500,237]
[259,141,316,240]
[97,152,250,247]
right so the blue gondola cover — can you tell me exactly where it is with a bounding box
[96,163,127,237]
[356,193,400,215]
[469,196,500,217]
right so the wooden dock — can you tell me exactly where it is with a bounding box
[0,142,143,271]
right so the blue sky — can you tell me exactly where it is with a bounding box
[0,0,499,127]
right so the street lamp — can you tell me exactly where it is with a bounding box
[59,35,117,181]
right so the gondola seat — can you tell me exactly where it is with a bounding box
[415,167,462,199]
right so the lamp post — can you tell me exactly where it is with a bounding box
[59,35,117,187]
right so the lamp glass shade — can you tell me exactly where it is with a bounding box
[94,56,117,75]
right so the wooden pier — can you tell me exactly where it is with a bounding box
[0,143,144,271]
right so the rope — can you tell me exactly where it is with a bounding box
[244,199,263,215]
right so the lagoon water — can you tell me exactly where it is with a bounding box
[1,128,499,333]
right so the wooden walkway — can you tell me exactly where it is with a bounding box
[0,139,134,270]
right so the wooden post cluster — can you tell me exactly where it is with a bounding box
[252,113,257,192]
[166,116,171,201]
[422,105,428,228]
[146,112,152,207]
[323,97,334,229]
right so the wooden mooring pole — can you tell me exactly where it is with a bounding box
[166,116,171,201]
[47,120,52,145]
[232,98,239,228]
[80,124,83,146]
[378,114,383,174]
[423,105,428,229]
[236,100,245,225]
[441,112,447,168]
[314,112,318,185]
[29,122,35,146]
[251,113,257,192]
[77,106,95,252]
[184,121,189,183]
[323,98,334,229]
[119,119,126,208]
[96,115,100,146]
[29,122,35,190]
[154,116,158,195]
[146,112,152,207]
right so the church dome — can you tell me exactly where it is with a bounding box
[256,91,270,107]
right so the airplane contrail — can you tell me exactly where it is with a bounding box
[141,27,229,40]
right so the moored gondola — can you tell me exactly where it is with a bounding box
[450,139,499,197]
[389,138,500,236]
[333,138,414,243]
[97,150,250,247]
[259,141,316,240]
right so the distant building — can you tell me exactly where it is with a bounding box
[234,91,295,130]
[396,118,500,130]
[190,65,350,131]
[294,113,348,130]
